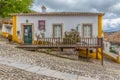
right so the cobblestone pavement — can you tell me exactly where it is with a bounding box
[0,43,120,80]
[0,64,62,80]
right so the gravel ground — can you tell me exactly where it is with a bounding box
[0,43,120,80]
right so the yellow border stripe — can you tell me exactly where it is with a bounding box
[98,15,102,38]
[12,16,17,42]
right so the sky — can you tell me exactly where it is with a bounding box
[30,0,120,31]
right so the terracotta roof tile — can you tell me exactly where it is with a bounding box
[103,33,111,40]
[107,31,120,43]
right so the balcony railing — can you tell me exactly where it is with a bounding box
[37,37,103,48]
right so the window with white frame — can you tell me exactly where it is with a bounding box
[83,24,92,38]
[53,24,62,38]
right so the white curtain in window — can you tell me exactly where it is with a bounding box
[54,25,62,38]
[83,25,92,38]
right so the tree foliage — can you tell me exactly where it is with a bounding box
[0,0,33,17]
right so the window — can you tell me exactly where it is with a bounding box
[53,24,62,38]
[83,24,92,38]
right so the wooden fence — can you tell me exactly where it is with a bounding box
[37,37,103,48]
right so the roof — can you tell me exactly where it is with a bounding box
[10,12,104,16]
[1,18,12,24]
[105,31,120,43]
[104,32,113,40]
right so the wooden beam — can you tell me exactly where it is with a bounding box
[96,48,98,59]
[61,48,63,52]
[101,48,103,65]
[86,48,89,61]
[101,38,103,65]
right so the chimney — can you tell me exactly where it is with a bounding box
[41,5,46,13]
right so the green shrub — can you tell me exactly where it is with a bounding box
[63,29,80,44]
[46,49,51,54]
[109,49,117,54]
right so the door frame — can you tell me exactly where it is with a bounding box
[21,23,34,44]
[52,23,63,38]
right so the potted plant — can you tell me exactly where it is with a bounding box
[7,34,12,42]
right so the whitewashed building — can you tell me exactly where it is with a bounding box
[1,20,12,38]
[7,6,104,44]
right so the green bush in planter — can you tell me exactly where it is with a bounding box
[63,29,80,44]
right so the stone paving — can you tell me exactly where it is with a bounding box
[0,64,62,80]
[0,57,96,80]
[0,42,120,80]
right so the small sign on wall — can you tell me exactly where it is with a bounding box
[38,20,45,30]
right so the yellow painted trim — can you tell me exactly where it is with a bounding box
[12,16,17,42]
[33,40,37,45]
[116,56,120,63]
[97,15,103,60]
[98,15,102,38]
[78,49,101,60]
[104,52,120,64]
[1,32,11,38]
[11,16,22,44]
[104,53,116,62]
[1,32,8,38]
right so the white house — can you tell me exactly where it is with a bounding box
[1,20,12,37]
[5,6,104,44]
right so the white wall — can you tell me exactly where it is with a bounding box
[2,24,6,32]
[2,24,12,34]
[104,41,111,52]
[16,15,98,40]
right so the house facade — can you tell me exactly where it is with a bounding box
[8,6,104,44]
[1,20,12,38]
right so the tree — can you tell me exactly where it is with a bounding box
[0,0,33,17]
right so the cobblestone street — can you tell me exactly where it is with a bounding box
[0,64,62,80]
[0,42,120,80]
[1,0,120,80]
